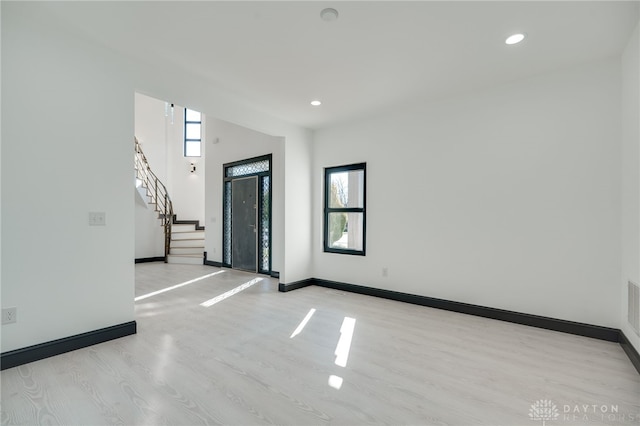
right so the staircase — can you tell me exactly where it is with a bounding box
[135,138,205,264]
[167,220,205,264]
[135,137,172,261]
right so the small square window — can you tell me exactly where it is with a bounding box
[185,109,201,122]
[185,123,201,140]
[185,140,201,157]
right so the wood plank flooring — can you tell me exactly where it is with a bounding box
[2,263,639,425]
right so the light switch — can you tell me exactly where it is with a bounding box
[89,211,106,226]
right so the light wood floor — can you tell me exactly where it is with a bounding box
[2,263,639,425]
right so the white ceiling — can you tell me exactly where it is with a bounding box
[38,1,639,130]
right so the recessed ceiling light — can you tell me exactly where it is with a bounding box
[310,100,322,106]
[320,8,339,22]
[505,33,526,45]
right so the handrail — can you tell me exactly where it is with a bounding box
[134,137,173,261]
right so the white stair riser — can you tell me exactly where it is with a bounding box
[170,239,204,248]
[170,247,205,255]
[171,231,205,240]
[172,224,198,232]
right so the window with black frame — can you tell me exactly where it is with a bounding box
[184,108,202,157]
[324,163,366,255]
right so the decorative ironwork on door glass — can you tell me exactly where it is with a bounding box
[226,160,269,177]
[223,181,232,265]
[261,176,270,271]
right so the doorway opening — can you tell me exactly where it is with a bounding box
[223,155,272,274]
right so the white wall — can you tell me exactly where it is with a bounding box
[134,187,165,259]
[1,4,135,351]
[134,93,169,183]
[166,106,206,226]
[283,132,313,283]
[621,20,640,352]
[313,58,622,328]
[1,3,4,345]
[204,118,285,274]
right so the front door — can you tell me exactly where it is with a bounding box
[232,176,258,272]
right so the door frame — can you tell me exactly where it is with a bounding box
[222,154,272,274]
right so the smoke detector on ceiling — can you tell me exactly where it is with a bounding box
[320,8,339,22]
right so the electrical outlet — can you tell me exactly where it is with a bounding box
[2,307,17,325]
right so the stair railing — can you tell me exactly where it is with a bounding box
[134,137,173,261]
